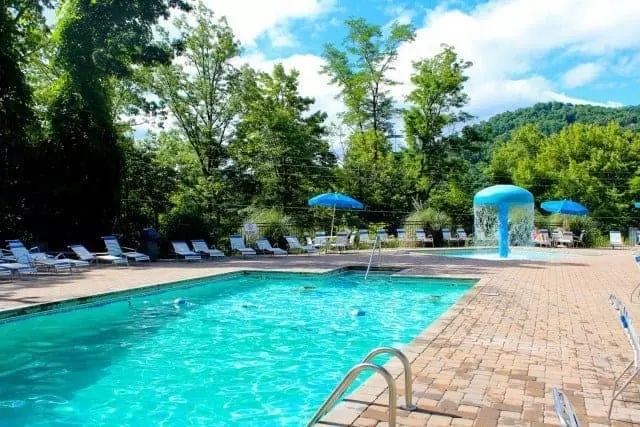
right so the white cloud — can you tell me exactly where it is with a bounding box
[387,0,638,118]
[202,0,335,47]
[561,63,603,88]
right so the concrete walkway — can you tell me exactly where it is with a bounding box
[1,248,639,425]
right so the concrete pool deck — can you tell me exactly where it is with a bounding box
[1,247,640,425]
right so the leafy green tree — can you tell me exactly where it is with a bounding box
[34,0,190,244]
[233,64,336,210]
[322,18,415,138]
[146,3,243,228]
[403,45,473,202]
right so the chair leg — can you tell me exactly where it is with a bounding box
[608,362,636,418]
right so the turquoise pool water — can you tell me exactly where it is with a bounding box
[0,271,471,426]
[422,248,570,261]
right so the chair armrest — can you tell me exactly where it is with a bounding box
[28,246,40,253]
[122,246,137,252]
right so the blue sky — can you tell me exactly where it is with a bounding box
[199,0,639,129]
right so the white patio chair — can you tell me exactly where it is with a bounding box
[102,236,150,263]
[191,239,225,259]
[256,238,287,256]
[69,244,128,266]
[229,234,257,256]
[171,241,202,261]
[610,231,624,249]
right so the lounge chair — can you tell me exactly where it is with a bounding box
[102,236,150,263]
[416,228,434,247]
[396,228,407,246]
[229,234,257,256]
[456,228,472,246]
[573,230,586,248]
[358,229,372,247]
[553,388,581,427]
[556,231,574,248]
[256,238,287,256]
[331,232,349,253]
[442,229,459,246]
[7,240,82,273]
[285,236,317,254]
[68,244,128,266]
[191,239,225,259]
[610,230,623,249]
[312,231,327,249]
[0,251,37,277]
[170,241,202,261]
[534,229,552,247]
[0,266,11,280]
[607,295,640,417]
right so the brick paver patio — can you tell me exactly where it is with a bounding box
[1,248,639,426]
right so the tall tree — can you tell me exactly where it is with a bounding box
[146,3,243,228]
[34,0,189,244]
[403,45,473,202]
[322,18,415,137]
[233,64,336,209]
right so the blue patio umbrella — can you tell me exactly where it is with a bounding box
[308,192,363,236]
[541,200,588,228]
[634,202,640,209]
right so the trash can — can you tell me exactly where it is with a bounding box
[141,227,159,261]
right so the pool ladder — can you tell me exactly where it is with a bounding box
[364,235,382,280]
[307,347,416,427]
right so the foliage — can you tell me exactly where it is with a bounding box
[244,207,292,246]
[233,64,336,211]
[404,207,452,230]
[491,123,640,232]
[322,18,415,136]
[566,215,603,247]
[403,45,473,201]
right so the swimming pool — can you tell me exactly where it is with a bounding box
[0,270,472,426]
[421,248,571,261]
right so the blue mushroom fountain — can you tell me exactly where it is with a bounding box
[473,185,534,258]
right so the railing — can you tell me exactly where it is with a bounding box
[307,347,416,426]
[365,234,382,280]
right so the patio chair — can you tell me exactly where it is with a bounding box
[331,232,349,253]
[312,231,327,249]
[556,232,574,248]
[285,236,317,254]
[607,295,640,418]
[170,241,202,262]
[610,230,624,249]
[396,228,407,246]
[534,229,552,247]
[102,236,151,263]
[358,229,372,247]
[68,244,128,266]
[7,240,79,273]
[442,229,460,246]
[191,239,225,259]
[0,266,11,280]
[229,234,257,256]
[456,228,472,246]
[0,250,37,278]
[553,388,581,427]
[573,230,586,248]
[256,238,287,256]
[416,228,435,247]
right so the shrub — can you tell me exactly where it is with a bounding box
[404,207,452,230]
[245,208,292,246]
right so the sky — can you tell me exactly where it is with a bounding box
[199,0,640,127]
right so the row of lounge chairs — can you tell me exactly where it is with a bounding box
[307,228,444,249]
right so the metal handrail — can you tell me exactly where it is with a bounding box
[362,347,417,410]
[307,363,397,427]
[364,235,382,280]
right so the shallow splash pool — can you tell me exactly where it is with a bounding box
[420,248,573,261]
[0,271,472,426]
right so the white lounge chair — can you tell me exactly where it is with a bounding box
[191,239,225,259]
[396,228,407,246]
[534,229,552,247]
[610,230,624,249]
[171,241,202,261]
[608,295,640,417]
[312,231,327,249]
[230,234,257,256]
[69,244,128,266]
[331,232,349,253]
[256,238,287,256]
[285,236,317,254]
[0,251,37,278]
[358,229,372,247]
[553,388,581,427]
[0,266,11,279]
[416,228,434,247]
[442,229,459,246]
[7,240,82,273]
[102,236,150,263]
[456,228,472,246]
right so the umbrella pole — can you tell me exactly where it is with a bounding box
[330,205,336,237]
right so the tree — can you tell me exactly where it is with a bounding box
[403,45,473,202]
[233,64,336,210]
[146,3,242,227]
[33,0,190,245]
[322,18,415,138]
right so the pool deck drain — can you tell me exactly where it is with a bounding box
[1,248,640,425]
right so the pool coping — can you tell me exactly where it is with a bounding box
[0,265,479,323]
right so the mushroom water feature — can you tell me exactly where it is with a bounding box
[473,185,535,258]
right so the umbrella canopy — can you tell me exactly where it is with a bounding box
[308,192,363,209]
[635,202,640,209]
[541,200,588,215]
